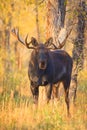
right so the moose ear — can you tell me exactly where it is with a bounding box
[31,37,38,46]
[45,37,53,47]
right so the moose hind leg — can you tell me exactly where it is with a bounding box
[63,80,70,116]
[65,88,70,116]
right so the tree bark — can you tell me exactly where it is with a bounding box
[35,0,40,42]
[46,0,66,45]
[14,41,22,70]
[70,1,86,103]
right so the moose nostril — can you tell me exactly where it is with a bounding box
[39,61,47,69]
[41,61,45,66]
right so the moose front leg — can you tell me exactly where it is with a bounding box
[45,84,52,103]
[30,81,39,105]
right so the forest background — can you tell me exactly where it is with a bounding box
[0,0,87,130]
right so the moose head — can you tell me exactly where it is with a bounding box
[11,28,68,70]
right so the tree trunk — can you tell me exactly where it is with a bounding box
[4,27,11,72]
[3,3,14,88]
[46,0,66,45]
[14,41,22,70]
[0,19,4,47]
[70,1,86,103]
[35,0,40,42]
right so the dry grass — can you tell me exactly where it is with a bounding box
[0,87,87,130]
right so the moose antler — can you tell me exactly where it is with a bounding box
[45,37,58,49]
[11,28,38,49]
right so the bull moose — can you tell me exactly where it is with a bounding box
[11,28,73,116]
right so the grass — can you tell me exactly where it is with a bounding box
[0,80,87,130]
